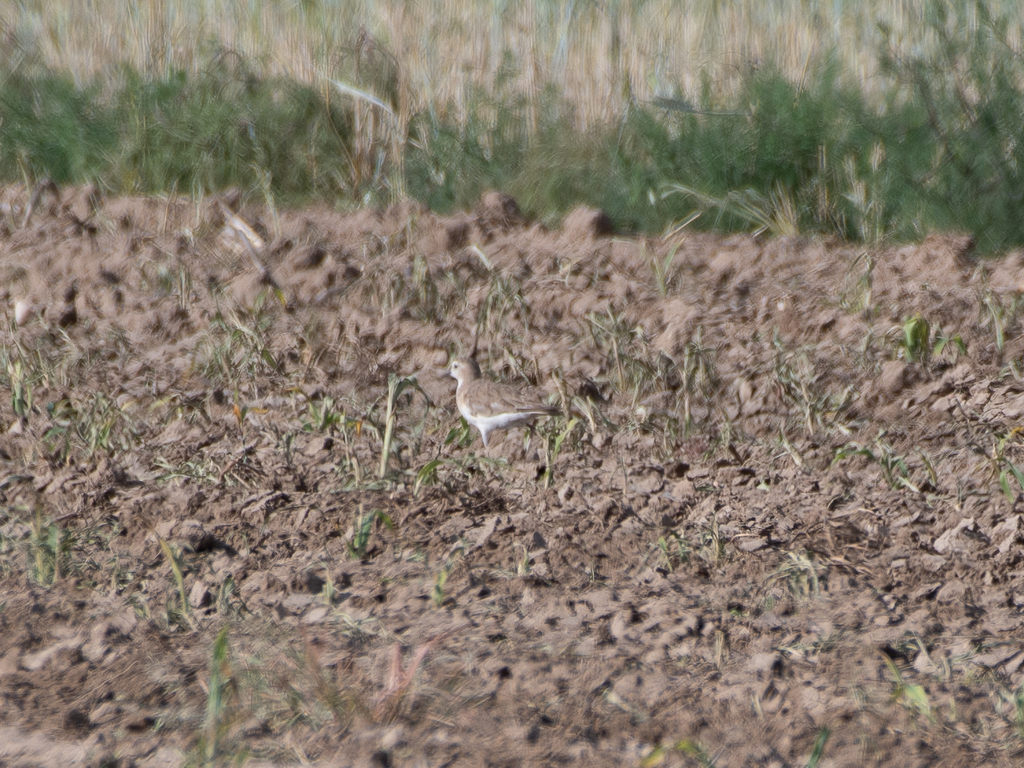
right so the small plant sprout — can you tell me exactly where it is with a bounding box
[648,241,682,297]
[414,458,444,495]
[543,417,579,488]
[805,726,831,768]
[656,531,689,572]
[770,551,824,599]
[134,514,197,632]
[978,289,1022,360]
[697,518,724,568]
[377,373,430,480]
[891,314,964,365]
[772,333,854,435]
[893,314,931,363]
[833,436,919,492]
[679,327,718,429]
[302,395,345,433]
[28,509,75,586]
[431,553,461,608]
[346,508,394,560]
[882,652,933,722]
[983,429,1024,503]
[8,359,32,426]
[193,626,240,765]
[641,738,718,768]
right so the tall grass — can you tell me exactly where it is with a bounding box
[3,0,954,123]
[3,1,1024,248]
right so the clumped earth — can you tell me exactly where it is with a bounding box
[1,184,1024,767]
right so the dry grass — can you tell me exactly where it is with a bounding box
[8,0,1022,130]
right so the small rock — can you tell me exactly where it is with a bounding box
[878,360,909,396]
[380,724,406,751]
[610,612,629,641]
[177,520,216,552]
[671,479,696,499]
[735,536,766,553]
[22,636,84,672]
[303,606,329,624]
[189,580,211,609]
[0,647,21,677]
[745,652,781,676]
[936,580,967,604]
[13,299,34,326]
[562,206,615,239]
[280,593,315,615]
[83,621,111,662]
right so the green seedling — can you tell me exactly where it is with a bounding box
[882,653,933,721]
[679,327,718,429]
[431,562,450,608]
[1014,685,1024,742]
[805,726,831,768]
[378,373,430,480]
[8,360,32,424]
[932,328,967,361]
[648,241,682,297]
[894,314,931,363]
[656,531,690,572]
[191,626,244,767]
[444,415,474,449]
[984,429,1024,503]
[697,519,724,568]
[834,437,917,492]
[43,394,138,463]
[543,417,578,488]
[302,396,345,433]
[770,551,824,599]
[27,510,75,586]
[891,314,964,365]
[346,508,394,560]
[414,458,444,495]
[641,738,717,768]
[980,290,1022,359]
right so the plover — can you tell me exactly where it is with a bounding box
[447,356,559,447]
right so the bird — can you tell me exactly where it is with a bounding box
[446,356,559,448]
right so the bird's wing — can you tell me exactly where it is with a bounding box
[479,381,557,416]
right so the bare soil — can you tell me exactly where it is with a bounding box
[1,186,1023,767]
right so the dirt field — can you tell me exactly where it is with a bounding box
[1,185,1024,767]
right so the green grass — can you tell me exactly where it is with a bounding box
[4,0,1024,249]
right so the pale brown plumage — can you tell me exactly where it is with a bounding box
[447,357,558,447]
